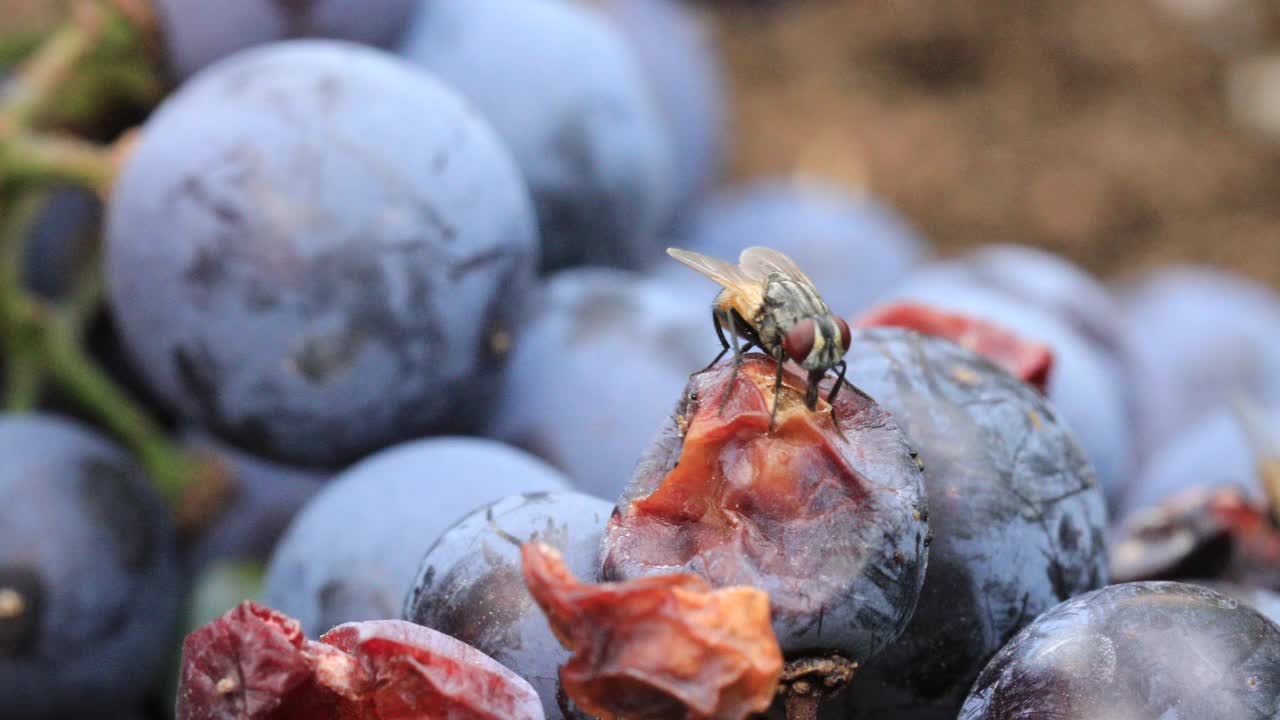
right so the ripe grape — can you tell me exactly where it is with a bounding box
[404,491,615,719]
[841,329,1107,720]
[154,0,418,79]
[106,40,537,467]
[264,437,572,637]
[0,414,180,719]
[959,582,1280,720]
[400,0,673,271]
[486,268,716,499]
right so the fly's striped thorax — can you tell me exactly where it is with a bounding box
[757,275,831,349]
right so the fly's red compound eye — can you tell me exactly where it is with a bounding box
[783,319,816,363]
[836,317,852,355]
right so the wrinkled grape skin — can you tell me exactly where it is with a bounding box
[662,178,929,316]
[486,268,717,500]
[599,0,727,224]
[106,40,537,467]
[0,414,181,719]
[401,0,673,272]
[264,438,572,638]
[404,492,614,720]
[959,582,1280,720]
[842,329,1108,720]
[601,355,929,665]
[155,0,418,79]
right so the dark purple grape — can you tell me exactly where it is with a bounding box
[959,582,1280,720]
[23,184,100,301]
[263,437,572,637]
[662,178,929,316]
[399,0,673,271]
[598,0,727,224]
[1119,266,1280,461]
[883,273,1133,508]
[106,40,537,468]
[842,329,1107,720]
[404,491,614,719]
[0,414,180,719]
[600,353,929,710]
[180,431,326,575]
[153,0,418,79]
[486,268,716,500]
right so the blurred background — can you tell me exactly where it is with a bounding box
[8,0,1280,284]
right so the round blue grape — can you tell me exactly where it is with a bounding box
[404,491,614,719]
[1118,266,1280,462]
[106,40,538,467]
[598,0,727,224]
[960,582,1280,720]
[486,268,717,500]
[400,0,674,271]
[263,437,572,637]
[883,272,1133,507]
[663,178,930,316]
[0,414,180,719]
[154,0,418,79]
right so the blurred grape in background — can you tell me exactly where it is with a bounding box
[8,0,1280,718]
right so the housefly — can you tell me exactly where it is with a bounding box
[667,246,852,428]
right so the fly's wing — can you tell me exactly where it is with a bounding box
[666,247,765,319]
[738,247,817,288]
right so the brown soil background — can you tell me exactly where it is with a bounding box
[702,0,1280,286]
[7,0,1280,285]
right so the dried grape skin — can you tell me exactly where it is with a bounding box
[841,329,1108,720]
[601,354,929,664]
[522,542,782,720]
[403,492,615,719]
[855,301,1054,393]
[176,601,545,720]
[959,582,1280,720]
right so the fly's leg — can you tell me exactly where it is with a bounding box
[827,361,849,438]
[769,348,786,432]
[701,307,757,372]
[701,308,732,371]
[804,368,823,410]
[719,309,744,414]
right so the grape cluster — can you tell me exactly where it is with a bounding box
[5,2,1280,720]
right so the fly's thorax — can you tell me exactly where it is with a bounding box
[760,275,830,351]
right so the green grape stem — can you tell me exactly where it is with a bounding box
[0,2,233,531]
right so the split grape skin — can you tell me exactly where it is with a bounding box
[521,542,783,720]
[855,301,1054,393]
[403,491,616,720]
[176,601,544,720]
[959,582,1280,720]
[840,329,1108,720]
[600,353,930,713]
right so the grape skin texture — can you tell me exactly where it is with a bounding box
[264,438,572,638]
[960,582,1280,720]
[400,0,673,271]
[0,414,180,719]
[154,0,418,79]
[106,40,537,467]
[841,329,1108,720]
[404,492,614,720]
